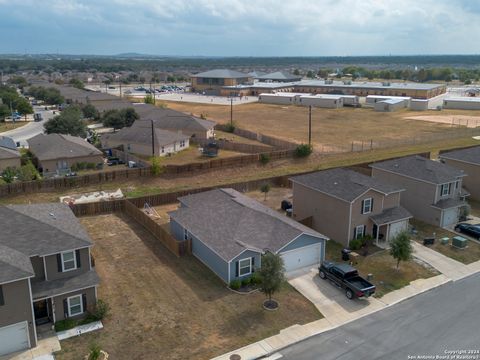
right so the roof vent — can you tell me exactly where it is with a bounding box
[49,212,56,219]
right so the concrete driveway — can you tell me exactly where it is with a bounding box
[287,267,386,326]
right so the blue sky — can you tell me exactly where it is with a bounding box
[0,0,479,56]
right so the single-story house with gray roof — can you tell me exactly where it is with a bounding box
[101,125,190,157]
[291,168,411,248]
[0,203,99,356]
[0,136,21,172]
[439,146,480,200]
[168,188,328,283]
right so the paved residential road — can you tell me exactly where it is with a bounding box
[280,273,480,360]
[0,106,55,146]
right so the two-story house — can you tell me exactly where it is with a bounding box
[0,203,99,356]
[370,155,468,228]
[290,168,412,248]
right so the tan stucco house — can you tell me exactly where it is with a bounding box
[370,155,468,228]
[101,126,190,157]
[27,134,103,176]
[290,168,412,248]
[0,136,21,172]
[439,146,480,201]
[0,203,99,356]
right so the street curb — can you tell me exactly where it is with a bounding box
[255,277,453,359]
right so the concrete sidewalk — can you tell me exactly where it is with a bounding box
[212,245,480,360]
[411,241,472,281]
[211,272,451,360]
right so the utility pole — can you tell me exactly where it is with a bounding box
[230,98,233,126]
[151,119,155,157]
[308,105,312,146]
[119,81,122,98]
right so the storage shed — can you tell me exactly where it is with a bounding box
[443,97,480,110]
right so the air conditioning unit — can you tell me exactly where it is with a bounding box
[325,79,333,84]
[382,82,391,86]
[343,80,352,85]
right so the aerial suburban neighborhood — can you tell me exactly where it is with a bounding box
[0,1,480,360]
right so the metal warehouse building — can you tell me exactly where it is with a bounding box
[443,97,480,110]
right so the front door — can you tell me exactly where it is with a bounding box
[33,300,49,325]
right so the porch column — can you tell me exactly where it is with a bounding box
[376,224,380,246]
[51,298,56,324]
[386,224,391,243]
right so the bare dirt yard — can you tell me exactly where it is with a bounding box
[405,114,480,128]
[166,102,477,151]
[55,213,321,360]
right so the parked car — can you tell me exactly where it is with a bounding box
[107,157,125,166]
[454,223,480,239]
[319,261,376,299]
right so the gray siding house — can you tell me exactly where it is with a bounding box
[439,146,480,201]
[370,155,468,227]
[291,168,412,248]
[0,203,99,356]
[169,189,328,283]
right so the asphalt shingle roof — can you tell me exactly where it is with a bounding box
[0,203,93,283]
[432,198,466,210]
[370,155,465,184]
[0,136,17,151]
[370,206,412,225]
[192,69,250,79]
[31,270,99,300]
[169,188,327,262]
[103,126,189,147]
[439,146,480,165]
[290,168,403,202]
[27,133,103,161]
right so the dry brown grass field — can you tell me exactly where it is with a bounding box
[167,102,480,151]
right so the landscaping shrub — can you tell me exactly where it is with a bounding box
[241,277,251,287]
[92,299,110,320]
[88,343,102,360]
[150,156,163,175]
[349,238,363,251]
[259,153,270,165]
[224,122,236,133]
[294,144,313,157]
[250,272,262,285]
[54,319,77,332]
[229,280,241,290]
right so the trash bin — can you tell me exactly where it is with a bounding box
[285,208,293,217]
[341,248,351,261]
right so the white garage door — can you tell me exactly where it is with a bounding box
[281,243,322,273]
[442,208,459,227]
[0,321,30,356]
[388,220,408,241]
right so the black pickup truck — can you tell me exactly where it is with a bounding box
[319,261,376,299]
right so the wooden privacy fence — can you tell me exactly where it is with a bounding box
[214,124,297,149]
[124,200,190,257]
[0,167,152,197]
[194,138,273,154]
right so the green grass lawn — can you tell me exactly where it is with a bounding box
[411,219,480,264]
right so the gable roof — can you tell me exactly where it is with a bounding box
[0,203,93,283]
[27,133,103,161]
[290,168,403,202]
[258,71,302,81]
[192,69,249,79]
[132,107,215,133]
[103,126,189,147]
[439,146,480,165]
[370,155,465,184]
[169,188,327,262]
[0,136,17,151]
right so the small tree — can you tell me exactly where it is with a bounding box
[81,103,99,120]
[119,107,139,127]
[102,109,125,131]
[259,252,285,306]
[389,231,413,270]
[150,156,163,175]
[1,167,17,183]
[260,183,271,201]
[44,106,87,137]
[16,97,33,121]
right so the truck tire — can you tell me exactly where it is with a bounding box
[345,288,354,299]
[319,270,326,279]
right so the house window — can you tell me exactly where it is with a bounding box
[67,295,83,317]
[161,146,165,154]
[180,140,185,147]
[362,198,373,214]
[61,251,77,272]
[355,225,365,239]
[238,258,252,276]
[455,180,460,190]
[184,228,189,241]
[440,184,449,197]
[0,285,4,306]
